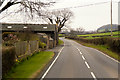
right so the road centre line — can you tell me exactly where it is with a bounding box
[73,43,98,79]
[85,61,90,69]
[72,41,98,80]
[77,48,80,51]
[73,40,120,63]
[76,48,82,54]
[91,72,97,80]
[40,46,64,80]
[82,55,85,60]
[79,52,82,54]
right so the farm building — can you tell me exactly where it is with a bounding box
[97,24,120,33]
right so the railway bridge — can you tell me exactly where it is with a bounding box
[1,23,58,48]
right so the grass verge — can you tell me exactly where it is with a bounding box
[4,51,54,78]
[58,39,64,45]
[74,40,119,61]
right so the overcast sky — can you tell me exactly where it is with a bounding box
[0,0,120,31]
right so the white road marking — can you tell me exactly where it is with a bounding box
[82,55,85,60]
[84,46,120,63]
[76,47,83,55]
[40,47,64,80]
[91,72,97,80]
[68,39,98,80]
[73,39,120,63]
[98,50,120,63]
[80,52,82,54]
[85,61,90,68]
[77,48,80,51]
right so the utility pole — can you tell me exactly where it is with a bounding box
[111,0,113,36]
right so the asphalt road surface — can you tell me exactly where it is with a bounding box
[41,38,119,80]
[0,44,2,79]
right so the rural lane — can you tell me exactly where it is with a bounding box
[41,38,119,80]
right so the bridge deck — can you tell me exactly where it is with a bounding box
[0,23,56,32]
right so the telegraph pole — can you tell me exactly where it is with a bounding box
[111,0,113,36]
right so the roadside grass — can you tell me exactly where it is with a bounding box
[5,51,54,78]
[75,40,119,61]
[58,39,64,45]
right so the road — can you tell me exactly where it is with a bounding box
[41,38,119,80]
[0,44,2,79]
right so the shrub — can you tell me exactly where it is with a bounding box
[107,39,120,54]
[3,41,14,46]
[39,41,46,49]
[66,36,120,54]
[2,32,19,41]
[2,46,16,76]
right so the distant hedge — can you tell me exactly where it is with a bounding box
[66,36,120,54]
[2,47,16,76]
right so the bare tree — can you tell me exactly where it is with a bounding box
[42,11,54,24]
[0,0,21,13]
[76,27,85,33]
[69,28,77,36]
[43,9,73,32]
[0,0,55,17]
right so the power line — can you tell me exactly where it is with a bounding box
[70,1,109,8]
[0,1,118,20]
[51,1,118,10]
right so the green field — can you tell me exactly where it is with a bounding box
[78,31,120,39]
[5,51,54,78]
[78,31,119,37]
[59,34,65,37]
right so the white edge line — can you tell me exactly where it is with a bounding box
[82,55,85,60]
[91,72,97,80]
[85,61,90,68]
[77,43,119,63]
[93,48,120,63]
[40,46,64,80]
[100,51,119,63]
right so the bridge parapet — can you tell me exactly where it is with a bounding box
[1,23,56,32]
